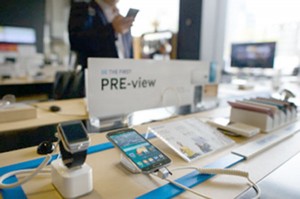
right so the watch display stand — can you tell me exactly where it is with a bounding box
[120,154,140,173]
[51,159,93,198]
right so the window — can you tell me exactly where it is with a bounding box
[224,0,300,75]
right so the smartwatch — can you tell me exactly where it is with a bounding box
[57,121,90,168]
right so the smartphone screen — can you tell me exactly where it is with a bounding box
[126,8,139,18]
[107,129,171,173]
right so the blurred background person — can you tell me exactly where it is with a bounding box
[68,0,135,70]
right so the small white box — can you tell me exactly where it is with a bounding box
[230,108,274,133]
[51,159,93,198]
[0,103,37,123]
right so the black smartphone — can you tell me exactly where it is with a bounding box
[126,8,139,18]
[106,128,171,173]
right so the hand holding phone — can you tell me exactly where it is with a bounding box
[126,8,139,19]
[112,9,137,34]
[106,128,171,173]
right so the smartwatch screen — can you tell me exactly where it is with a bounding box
[61,122,88,143]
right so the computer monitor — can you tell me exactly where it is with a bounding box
[230,42,276,68]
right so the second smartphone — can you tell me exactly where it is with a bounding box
[106,128,171,173]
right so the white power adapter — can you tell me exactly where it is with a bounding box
[51,159,93,198]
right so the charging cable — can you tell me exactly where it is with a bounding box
[0,141,60,189]
[0,155,51,189]
[153,166,261,199]
[151,167,211,199]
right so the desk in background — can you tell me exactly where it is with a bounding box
[0,66,69,101]
[0,77,54,101]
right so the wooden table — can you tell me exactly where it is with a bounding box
[1,107,300,199]
[0,98,88,133]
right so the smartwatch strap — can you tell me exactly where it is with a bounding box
[59,141,87,168]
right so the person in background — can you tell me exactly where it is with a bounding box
[68,0,135,70]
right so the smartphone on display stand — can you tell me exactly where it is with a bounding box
[106,129,171,173]
[126,8,139,19]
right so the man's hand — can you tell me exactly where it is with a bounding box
[112,15,134,34]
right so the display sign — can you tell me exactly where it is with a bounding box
[87,58,209,118]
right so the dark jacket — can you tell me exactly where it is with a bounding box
[68,0,133,69]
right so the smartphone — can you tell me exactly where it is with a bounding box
[106,128,171,173]
[126,8,139,18]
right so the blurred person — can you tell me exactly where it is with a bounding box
[68,0,135,70]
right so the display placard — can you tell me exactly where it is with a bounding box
[87,58,209,118]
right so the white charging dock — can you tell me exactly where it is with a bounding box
[120,154,140,173]
[51,159,93,198]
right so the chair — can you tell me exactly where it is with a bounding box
[52,70,85,99]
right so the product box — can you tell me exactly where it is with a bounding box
[0,103,37,123]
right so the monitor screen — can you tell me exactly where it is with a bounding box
[0,26,36,44]
[230,42,276,68]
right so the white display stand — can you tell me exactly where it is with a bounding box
[120,154,140,173]
[51,159,93,198]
